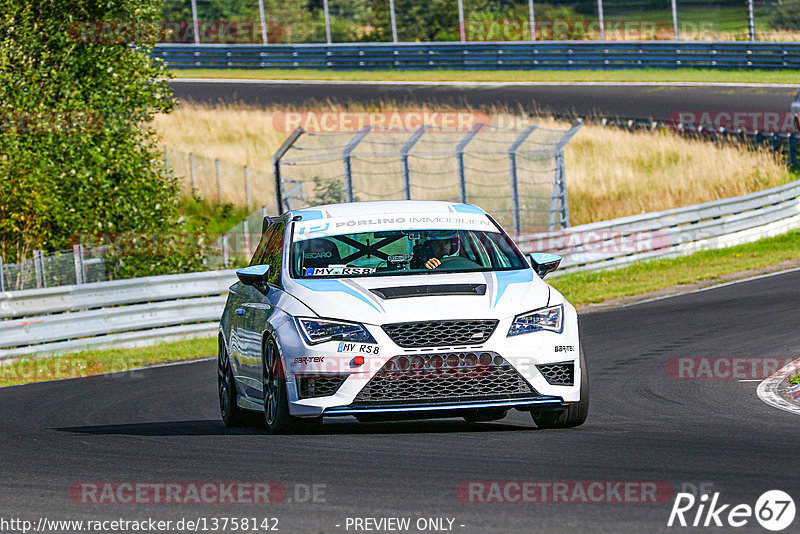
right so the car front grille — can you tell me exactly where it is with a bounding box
[353,352,534,405]
[296,375,347,399]
[381,319,498,348]
[536,362,574,386]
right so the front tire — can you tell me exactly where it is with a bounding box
[531,346,589,429]
[218,336,252,427]
[263,338,321,434]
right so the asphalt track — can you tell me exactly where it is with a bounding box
[169,80,798,121]
[2,269,799,533]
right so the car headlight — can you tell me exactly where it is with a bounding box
[507,304,564,336]
[297,318,377,345]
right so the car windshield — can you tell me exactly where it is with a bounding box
[290,227,527,278]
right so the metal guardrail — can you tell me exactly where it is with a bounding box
[0,270,238,359]
[2,180,799,357]
[152,42,800,70]
[519,179,800,274]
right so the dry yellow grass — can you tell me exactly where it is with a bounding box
[153,103,795,225]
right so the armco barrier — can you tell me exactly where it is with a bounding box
[2,180,799,358]
[151,42,800,70]
[0,270,237,359]
[519,179,800,274]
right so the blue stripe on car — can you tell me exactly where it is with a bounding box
[493,269,534,307]
[451,203,485,214]
[294,279,382,312]
[294,209,325,220]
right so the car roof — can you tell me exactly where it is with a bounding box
[290,200,485,220]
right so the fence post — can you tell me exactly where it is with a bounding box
[190,0,200,44]
[400,125,428,200]
[272,127,305,214]
[72,244,84,285]
[33,249,45,289]
[243,220,251,257]
[0,255,4,292]
[258,0,268,44]
[456,123,483,204]
[549,151,570,230]
[245,165,251,208]
[597,0,605,40]
[747,0,756,42]
[189,152,196,193]
[164,146,169,173]
[671,0,679,40]
[508,126,536,236]
[342,126,372,203]
[790,133,798,167]
[216,159,222,204]
[222,234,229,268]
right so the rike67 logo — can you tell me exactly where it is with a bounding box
[668,490,795,531]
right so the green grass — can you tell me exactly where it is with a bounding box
[0,337,216,388]
[789,373,800,385]
[4,228,799,387]
[551,228,800,306]
[170,68,800,84]
[179,195,252,235]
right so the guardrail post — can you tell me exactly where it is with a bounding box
[189,152,196,193]
[272,127,305,214]
[508,126,536,236]
[215,159,222,204]
[456,123,483,204]
[342,126,371,203]
[400,125,428,200]
[72,244,84,285]
[772,133,781,158]
[244,166,251,208]
[790,134,798,167]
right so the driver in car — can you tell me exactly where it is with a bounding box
[422,237,452,269]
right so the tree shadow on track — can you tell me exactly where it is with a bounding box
[55,418,537,436]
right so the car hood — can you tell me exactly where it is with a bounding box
[282,269,549,325]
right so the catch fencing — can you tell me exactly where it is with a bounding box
[0,245,107,292]
[273,122,582,234]
[151,42,800,70]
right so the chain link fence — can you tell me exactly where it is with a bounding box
[0,246,108,292]
[273,121,582,236]
[163,146,275,208]
[154,0,797,44]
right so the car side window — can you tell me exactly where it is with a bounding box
[250,225,276,267]
[263,222,285,286]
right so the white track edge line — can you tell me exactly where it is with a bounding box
[757,357,800,416]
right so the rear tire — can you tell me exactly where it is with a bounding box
[531,346,589,429]
[263,338,322,435]
[218,337,252,427]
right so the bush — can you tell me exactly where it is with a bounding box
[0,0,179,277]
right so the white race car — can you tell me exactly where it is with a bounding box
[218,200,588,433]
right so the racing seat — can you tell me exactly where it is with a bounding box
[301,239,342,269]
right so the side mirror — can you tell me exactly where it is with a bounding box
[236,264,270,293]
[529,253,562,278]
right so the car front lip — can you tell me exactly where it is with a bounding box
[321,395,564,417]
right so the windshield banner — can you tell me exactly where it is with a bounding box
[293,213,496,241]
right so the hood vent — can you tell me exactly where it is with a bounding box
[370,284,486,300]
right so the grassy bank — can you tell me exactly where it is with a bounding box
[154,103,796,225]
[4,227,799,388]
[170,69,800,85]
